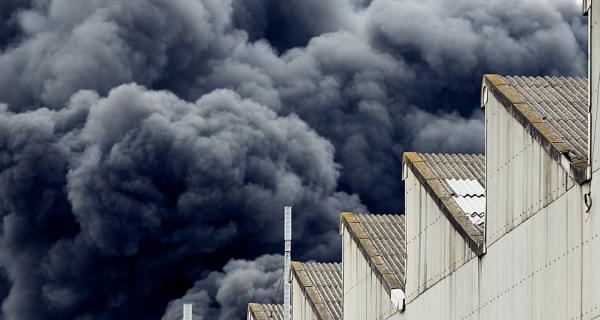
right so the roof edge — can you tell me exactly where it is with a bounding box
[339,212,403,294]
[248,303,281,320]
[290,261,332,320]
[248,303,260,319]
[482,74,589,184]
[403,152,485,255]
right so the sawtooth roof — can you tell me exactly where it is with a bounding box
[247,303,283,320]
[403,152,486,255]
[291,262,342,320]
[483,75,588,183]
[339,213,406,293]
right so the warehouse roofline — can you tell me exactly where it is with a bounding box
[403,152,485,255]
[291,261,342,320]
[482,74,588,184]
[339,212,406,293]
[247,303,283,320]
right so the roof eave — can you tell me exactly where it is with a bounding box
[248,303,259,320]
[248,303,274,320]
[482,74,589,185]
[290,262,333,320]
[339,212,403,294]
[403,152,486,255]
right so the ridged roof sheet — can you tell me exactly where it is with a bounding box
[499,76,587,163]
[446,178,485,196]
[419,153,485,183]
[420,153,486,230]
[354,214,406,288]
[445,178,486,228]
[247,303,283,320]
[404,152,485,254]
[483,75,588,183]
[292,262,342,320]
[340,213,406,292]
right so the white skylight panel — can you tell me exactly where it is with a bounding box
[447,179,485,226]
[445,178,485,196]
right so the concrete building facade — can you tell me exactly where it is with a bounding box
[249,2,600,319]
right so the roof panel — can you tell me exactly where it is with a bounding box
[453,195,485,229]
[420,153,486,183]
[404,152,486,254]
[292,262,342,320]
[248,303,283,320]
[446,179,485,196]
[492,75,588,163]
[340,213,406,291]
[354,213,406,289]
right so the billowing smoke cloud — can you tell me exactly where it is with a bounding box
[0,85,362,319]
[0,0,33,47]
[230,0,361,50]
[0,0,587,319]
[162,254,283,320]
[404,109,485,153]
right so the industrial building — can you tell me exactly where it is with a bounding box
[340,213,406,320]
[291,262,342,320]
[247,262,342,320]
[248,2,600,319]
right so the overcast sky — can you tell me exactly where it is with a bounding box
[0,0,587,319]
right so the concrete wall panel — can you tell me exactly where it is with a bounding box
[342,224,397,320]
[405,169,475,303]
[486,90,571,246]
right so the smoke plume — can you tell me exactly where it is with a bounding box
[0,0,587,319]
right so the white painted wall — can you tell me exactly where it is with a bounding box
[391,90,600,319]
[585,4,600,318]
[404,169,475,303]
[586,172,600,319]
[402,258,479,320]
[291,275,318,320]
[401,183,586,319]
[484,90,573,246]
[591,1,600,172]
[342,225,399,320]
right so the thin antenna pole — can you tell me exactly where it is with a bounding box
[283,206,292,320]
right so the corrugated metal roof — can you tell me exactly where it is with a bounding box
[499,76,587,163]
[248,303,283,320]
[404,152,485,254]
[340,213,406,292]
[292,262,342,320]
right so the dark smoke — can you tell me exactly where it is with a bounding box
[0,0,34,47]
[0,0,587,319]
[0,85,362,319]
[161,254,283,320]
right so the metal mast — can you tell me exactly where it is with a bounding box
[183,303,192,320]
[283,206,292,320]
